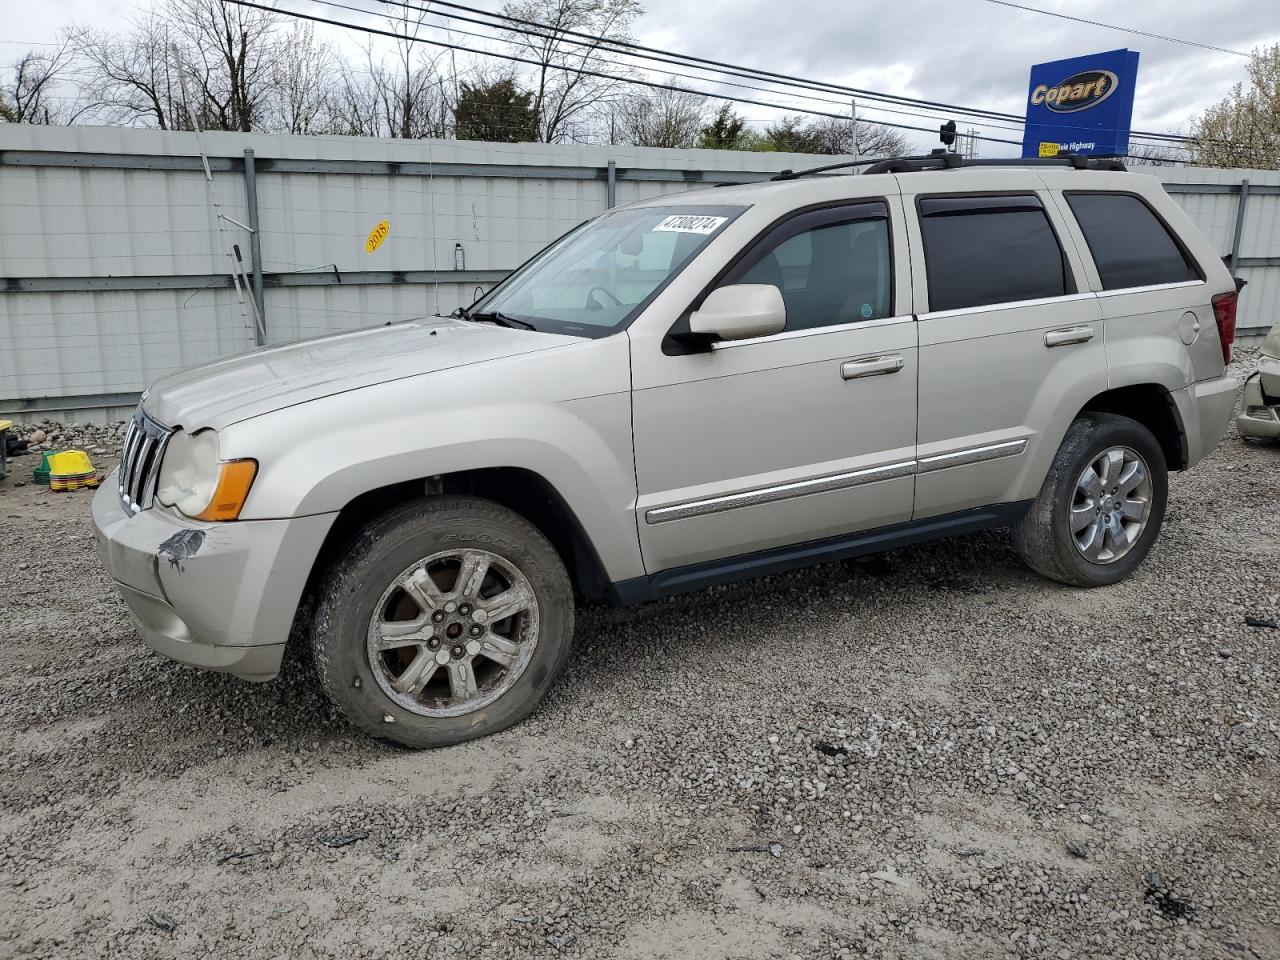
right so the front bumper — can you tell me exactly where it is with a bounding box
[91,474,336,681]
[1237,361,1280,440]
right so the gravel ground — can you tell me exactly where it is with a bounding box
[1,363,1278,960]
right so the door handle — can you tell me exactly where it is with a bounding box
[841,355,905,380]
[1044,326,1095,348]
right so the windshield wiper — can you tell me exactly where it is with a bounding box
[467,310,537,331]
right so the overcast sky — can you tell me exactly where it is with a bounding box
[3,0,1276,154]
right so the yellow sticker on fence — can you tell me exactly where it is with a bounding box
[1038,141,1060,158]
[365,219,390,254]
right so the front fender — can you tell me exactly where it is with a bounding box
[220,337,645,583]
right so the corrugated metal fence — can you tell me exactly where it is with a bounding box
[1,125,1277,421]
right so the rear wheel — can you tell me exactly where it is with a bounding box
[312,497,574,748]
[1013,413,1167,587]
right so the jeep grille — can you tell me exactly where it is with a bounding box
[118,409,172,514]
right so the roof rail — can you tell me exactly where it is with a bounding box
[765,150,1127,181]
[769,157,892,181]
[861,149,1127,175]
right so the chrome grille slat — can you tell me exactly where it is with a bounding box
[118,408,172,514]
[118,420,140,498]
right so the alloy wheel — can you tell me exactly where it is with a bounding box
[1070,445,1153,564]
[366,548,540,717]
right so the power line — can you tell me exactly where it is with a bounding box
[982,0,1250,58]
[236,0,1027,145]
[376,0,1021,124]
[367,0,1206,145]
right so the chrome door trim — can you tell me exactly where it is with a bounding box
[916,438,1028,474]
[918,292,1096,322]
[710,313,914,351]
[1095,279,1204,299]
[644,459,916,525]
[644,438,1031,524]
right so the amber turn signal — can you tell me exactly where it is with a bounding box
[193,460,258,522]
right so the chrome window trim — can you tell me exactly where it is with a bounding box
[918,292,1096,322]
[710,313,914,350]
[916,438,1028,473]
[645,438,1029,524]
[1095,279,1205,298]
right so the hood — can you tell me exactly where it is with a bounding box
[143,316,579,429]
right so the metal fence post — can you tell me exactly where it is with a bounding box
[1229,177,1250,278]
[243,148,267,341]
[606,159,617,208]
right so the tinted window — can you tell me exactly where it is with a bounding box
[1066,193,1197,290]
[727,216,892,331]
[920,196,1067,311]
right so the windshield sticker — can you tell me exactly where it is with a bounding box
[652,215,728,235]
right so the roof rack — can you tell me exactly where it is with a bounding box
[863,149,1126,174]
[768,149,1126,181]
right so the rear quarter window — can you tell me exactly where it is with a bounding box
[1064,192,1199,290]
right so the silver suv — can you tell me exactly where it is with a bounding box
[93,156,1241,748]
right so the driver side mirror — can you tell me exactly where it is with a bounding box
[689,284,786,343]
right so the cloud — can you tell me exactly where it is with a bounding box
[635,0,1278,151]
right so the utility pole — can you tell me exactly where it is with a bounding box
[850,98,859,162]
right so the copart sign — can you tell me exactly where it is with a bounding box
[1021,49,1139,159]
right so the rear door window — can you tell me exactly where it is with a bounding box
[1065,192,1198,290]
[918,195,1069,312]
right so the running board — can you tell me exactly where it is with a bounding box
[607,502,1032,606]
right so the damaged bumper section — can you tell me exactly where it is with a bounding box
[1237,359,1280,441]
[91,472,335,681]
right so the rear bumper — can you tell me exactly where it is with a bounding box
[91,474,335,681]
[1175,375,1239,467]
[1237,366,1280,440]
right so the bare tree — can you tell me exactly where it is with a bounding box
[501,0,640,143]
[1125,142,1188,167]
[613,84,706,147]
[334,4,451,139]
[166,0,282,132]
[1,35,93,125]
[265,22,339,134]
[76,14,188,129]
[802,116,911,157]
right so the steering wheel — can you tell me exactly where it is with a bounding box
[586,286,623,309]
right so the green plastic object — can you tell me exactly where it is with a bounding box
[33,450,55,485]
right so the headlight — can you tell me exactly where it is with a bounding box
[156,429,257,521]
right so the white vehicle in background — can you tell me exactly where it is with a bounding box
[1237,321,1280,442]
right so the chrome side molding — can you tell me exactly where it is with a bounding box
[645,438,1030,524]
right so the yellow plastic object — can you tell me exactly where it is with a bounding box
[0,420,11,431]
[48,449,102,492]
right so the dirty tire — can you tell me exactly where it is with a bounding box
[312,497,574,749]
[1013,413,1168,588]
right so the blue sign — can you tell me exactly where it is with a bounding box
[1022,48,1139,158]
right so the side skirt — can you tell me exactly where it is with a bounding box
[606,502,1032,606]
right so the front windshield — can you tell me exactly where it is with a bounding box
[467,204,744,337]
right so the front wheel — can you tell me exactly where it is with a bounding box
[312,497,574,748]
[1013,413,1168,587]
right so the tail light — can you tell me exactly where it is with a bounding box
[1211,291,1238,365]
